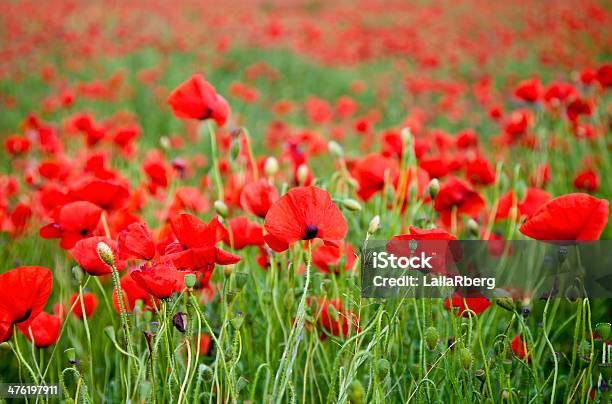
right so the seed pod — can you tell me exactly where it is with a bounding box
[376,358,391,379]
[424,326,439,351]
[234,272,248,291]
[184,273,196,289]
[200,364,213,381]
[342,198,362,211]
[231,311,244,330]
[459,347,473,370]
[97,242,115,266]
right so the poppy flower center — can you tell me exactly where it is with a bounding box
[80,229,89,236]
[304,224,318,240]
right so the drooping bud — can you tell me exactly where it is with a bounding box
[466,219,479,237]
[172,312,188,333]
[103,326,115,341]
[596,323,611,340]
[97,242,115,266]
[264,157,279,177]
[342,198,362,211]
[65,348,77,364]
[328,141,344,158]
[460,347,473,370]
[424,326,439,351]
[214,200,228,217]
[368,215,380,234]
[72,266,84,283]
[427,178,440,200]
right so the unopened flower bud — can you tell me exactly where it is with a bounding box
[97,242,114,266]
[264,157,279,177]
[424,326,439,351]
[466,219,479,236]
[159,136,170,149]
[214,200,228,217]
[460,347,473,370]
[596,323,611,340]
[368,215,380,234]
[184,273,196,289]
[348,380,366,404]
[199,364,213,381]
[234,272,248,291]
[328,141,344,158]
[342,198,362,211]
[230,138,241,161]
[103,326,115,341]
[377,358,390,379]
[297,164,310,185]
[65,347,76,363]
[72,266,84,283]
[495,297,515,312]
[172,312,188,333]
[428,178,440,200]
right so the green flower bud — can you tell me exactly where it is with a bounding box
[376,358,391,379]
[328,141,344,158]
[495,296,515,312]
[596,322,611,340]
[348,380,366,404]
[459,347,473,370]
[466,219,479,237]
[214,200,229,217]
[264,157,279,177]
[97,242,115,266]
[65,348,76,363]
[297,164,310,185]
[427,178,440,200]
[368,215,380,234]
[72,266,84,283]
[233,272,248,291]
[502,358,513,373]
[342,198,362,211]
[231,311,244,330]
[424,326,439,351]
[199,364,213,381]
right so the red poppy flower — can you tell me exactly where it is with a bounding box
[167,74,230,127]
[195,333,212,356]
[70,178,130,211]
[224,216,264,250]
[317,299,359,338]
[16,312,61,348]
[573,169,599,193]
[434,178,485,226]
[352,154,399,201]
[566,98,592,122]
[312,241,356,273]
[72,236,126,276]
[113,273,159,313]
[240,179,279,218]
[444,293,491,317]
[69,292,98,319]
[513,78,542,103]
[4,135,31,156]
[264,186,347,252]
[130,260,186,300]
[596,63,612,88]
[495,188,552,221]
[118,222,156,261]
[465,157,496,186]
[40,201,102,249]
[0,266,53,342]
[511,335,531,362]
[164,213,240,273]
[519,193,609,241]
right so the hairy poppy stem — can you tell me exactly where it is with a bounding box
[206,120,224,201]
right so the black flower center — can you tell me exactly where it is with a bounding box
[304,224,318,240]
[80,229,89,236]
[14,309,32,324]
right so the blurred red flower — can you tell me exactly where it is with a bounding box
[240,179,279,219]
[40,201,102,249]
[69,292,98,319]
[434,178,485,226]
[130,260,186,299]
[167,74,230,127]
[17,312,61,348]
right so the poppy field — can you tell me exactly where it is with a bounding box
[1,0,611,402]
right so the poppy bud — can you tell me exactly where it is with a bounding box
[348,380,366,404]
[236,376,249,392]
[327,304,339,322]
[65,347,76,363]
[297,164,310,185]
[368,215,380,234]
[72,266,84,283]
[427,178,440,200]
[474,369,486,383]
[233,272,248,291]
[231,311,244,329]
[502,358,513,373]
[159,136,170,149]
[377,358,390,379]
[214,200,229,217]
[223,266,233,278]
[230,138,240,161]
[328,141,344,158]
[424,326,439,351]
[495,297,515,312]
[172,312,188,333]
[199,364,213,381]
[596,323,611,340]
[401,127,413,148]
[342,198,362,211]
[460,347,473,370]
[184,273,196,289]
[579,340,591,359]
[264,157,279,177]
[466,219,479,237]
[96,242,115,266]
[104,326,115,341]
[347,177,359,190]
